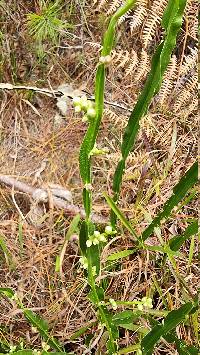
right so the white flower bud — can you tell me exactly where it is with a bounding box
[137,303,143,311]
[94,230,100,237]
[87,107,96,118]
[93,238,99,245]
[73,96,82,106]
[75,105,82,113]
[86,239,92,248]
[99,234,107,242]
[105,225,113,234]
[99,55,112,65]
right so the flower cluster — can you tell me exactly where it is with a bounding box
[137,297,153,311]
[73,95,96,122]
[86,226,116,248]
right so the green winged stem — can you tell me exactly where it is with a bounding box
[79,0,137,219]
[112,0,187,206]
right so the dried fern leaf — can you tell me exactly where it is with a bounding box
[180,46,198,76]
[158,55,177,105]
[174,73,198,112]
[125,50,138,76]
[134,49,149,81]
[118,9,133,24]
[117,50,131,68]
[107,0,123,15]
[99,0,108,9]
[142,0,167,48]
[130,0,147,32]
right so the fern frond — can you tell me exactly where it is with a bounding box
[180,46,198,76]
[174,73,198,112]
[142,0,167,48]
[134,49,149,81]
[125,50,138,76]
[185,0,198,39]
[185,0,198,16]
[158,55,177,105]
[99,0,108,9]
[130,1,147,32]
[112,50,130,69]
[117,50,130,68]
[118,9,132,24]
[107,0,123,15]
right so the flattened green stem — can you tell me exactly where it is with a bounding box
[79,0,137,219]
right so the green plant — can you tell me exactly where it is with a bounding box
[26,0,68,59]
[75,0,198,354]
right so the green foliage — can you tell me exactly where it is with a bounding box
[141,161,198,241]
[76,0,197,354]
[79,0,137,218]
[0,288,63,352]
[106,249,137,261]
[103,192,139,240]
[26,0,68,58]
[55,214,80,272]
[78,2,138,353]
[141,302,194,354]
[112,0,188,211]
[169,219,198,251]
[0,235,15,270]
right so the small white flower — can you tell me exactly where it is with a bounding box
[41,342,50,351]
[79,256,88,269]
[99,234,107,242]
[136,349,143,355]
[33,351,41,355]
[75,105,82,113]
[137,303,143,311]
[105,225,113,234]
[93,238,99,245]
[80,95,89,110]
[142,297,153,308]
[94,230,101,237]
[9,346,16,353]
[109,298,118,310]
[73,96,82,106]
[99,55,112,65]
[87,107,96,118]
[84,183,93,191]
[92,266,97,276]
[82,115,89,123]
[86,239,92,247]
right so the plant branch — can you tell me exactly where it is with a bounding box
[0,175,107,224]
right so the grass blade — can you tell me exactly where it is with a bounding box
[112,0,187,202]
[141,162,198,241]
[169,219,198,251]
[103,193,139,240]
[107,249,137,261]
[141,302,194,354]
[55,214,80,272]
[0,235,15,270]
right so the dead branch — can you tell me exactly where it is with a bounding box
[0,82,132,112]
[0,175,107,224]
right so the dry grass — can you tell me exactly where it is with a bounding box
[0,0,198,353]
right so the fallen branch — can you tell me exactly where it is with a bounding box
[0,82,131,112]
[0,175,107,224]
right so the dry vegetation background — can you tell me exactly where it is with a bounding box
[0,0,198,354]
